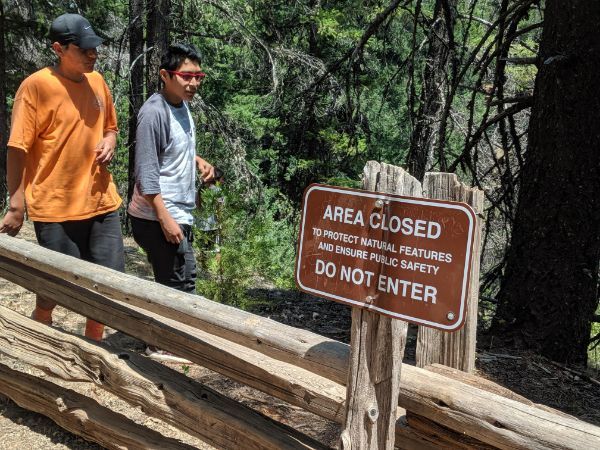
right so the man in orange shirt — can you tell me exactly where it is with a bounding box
[0,13,124,341]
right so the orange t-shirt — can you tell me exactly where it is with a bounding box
[8,67,122,222]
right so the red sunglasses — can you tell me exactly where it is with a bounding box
[165,70,206,82]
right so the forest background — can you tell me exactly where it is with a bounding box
[0,0,598,369]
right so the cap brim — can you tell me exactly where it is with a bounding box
[78,35,103,49]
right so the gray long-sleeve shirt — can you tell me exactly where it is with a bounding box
[128,93,197,225]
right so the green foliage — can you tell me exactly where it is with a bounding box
[8,0,597,365]
[506,43,538,91]
[194,184,296,307]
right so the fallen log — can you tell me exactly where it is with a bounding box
[0,304,327,450]
[0,362,196,450]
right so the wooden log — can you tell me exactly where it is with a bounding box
[340,162,418,449]
[416,172,484,373]
[0,232,349,385]
[394,415,442,450]
[0,243,487,450]
[405,413,496,450]
[0,362,196,450]
[0,305,327,450]
[426,364,533,404]
[0,257,347,424]
[2,233,600,448]
[424,364,576,419]
[342,308,406,449]
[398,367,600,449]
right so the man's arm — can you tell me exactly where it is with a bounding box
[96,78,119,165]
[0,147,26,236]
[143,193,184,244]
[94,130,117,165]
[135,102,182,244]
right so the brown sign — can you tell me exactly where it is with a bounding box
[295,184,476,331]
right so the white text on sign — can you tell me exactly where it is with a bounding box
[323,205,441,239]
[315,259,437,303]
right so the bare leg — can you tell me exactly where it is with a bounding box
[32,294,56,325]
[85,319,104,341]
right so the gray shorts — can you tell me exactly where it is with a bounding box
[33,211,125,272]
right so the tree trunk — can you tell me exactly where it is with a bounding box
[127,0,145,205]
[407,0,456,180]
[493,1,600,365]
[145,0,170,98]
[0,2,7,210]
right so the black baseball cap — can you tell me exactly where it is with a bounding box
[49,14,103,49]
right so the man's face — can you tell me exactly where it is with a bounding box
[161,58,203,103]
[54,42,98,74]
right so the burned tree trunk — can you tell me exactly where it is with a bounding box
[493,1,600,365]
[127,0,145,205]
[0,2,8,210]
[407,0,457,180]
[145,0,170,97]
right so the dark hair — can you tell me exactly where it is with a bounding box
[160,43,202,72]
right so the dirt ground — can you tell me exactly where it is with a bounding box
[0,221,599,449]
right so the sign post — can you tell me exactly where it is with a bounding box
[295,162,477,449]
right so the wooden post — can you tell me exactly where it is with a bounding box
[340,162,421,449]
[416,172,484,373]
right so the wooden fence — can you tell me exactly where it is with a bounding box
[0,163,598,448]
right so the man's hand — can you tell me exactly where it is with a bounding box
[158,213,184,244]
[95,131,117,165]
[2,147,26,237]
[144,193,183,244]
[0,207,25,237]
[196,156,215,183]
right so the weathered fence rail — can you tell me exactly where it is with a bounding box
[0,304,324,450]
[0,163,598,448]
[1,230,600,449]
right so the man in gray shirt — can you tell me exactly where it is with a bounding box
[128,43,213,360]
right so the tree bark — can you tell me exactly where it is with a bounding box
[407,0,457,180]
[493,1,600,365]
[0,2,7,210]
[146,0,170,98]
[127,0,145,205]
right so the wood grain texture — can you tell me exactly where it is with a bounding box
[398,367,600,449]
[0,362,196,450]
[0,257,347,425]
[405,413,496,450]
[424,364,575,419]
[416,172,484,373]
[340,162,416,449]
[0,232,349,385]
[0,304,327,450]
[1,216,600,448]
